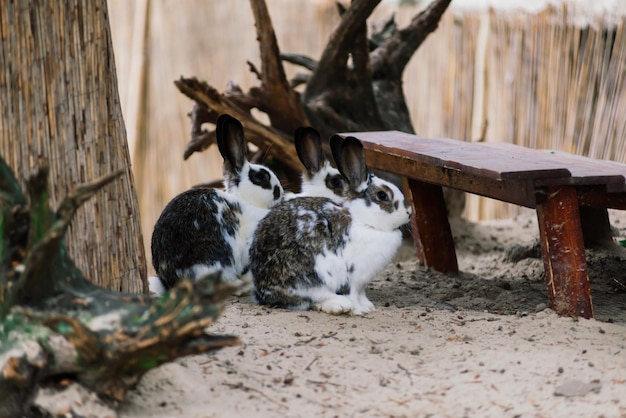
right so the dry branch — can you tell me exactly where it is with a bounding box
[249,0,309,133]
[175,77,302,172]
[174,0,453,195]
[304,0,381,100]
[371,0,453,76]
[0,153,239,417]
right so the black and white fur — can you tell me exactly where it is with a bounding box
[289,126,345,202]
[250,135,412,315]
[149,114,284,295]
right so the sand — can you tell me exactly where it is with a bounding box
[36,209,626,417]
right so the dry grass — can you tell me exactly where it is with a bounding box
[403,4,626,219]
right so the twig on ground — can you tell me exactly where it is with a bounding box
[294,337,317,346]
[222,382,286,408]
[304,356,319,371]
[397,363,413,386]
[306,379,342,387]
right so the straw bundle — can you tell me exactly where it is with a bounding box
[1,0,146,292]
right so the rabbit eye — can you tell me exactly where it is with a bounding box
[249,169,271,188]
[327,176,344,190]
[376,190,390,202]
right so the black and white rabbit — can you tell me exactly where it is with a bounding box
[250,135,412,315]
[290,126,345,202]
[149,114,284,295]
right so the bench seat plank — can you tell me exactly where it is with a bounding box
[349,131,572,182]
[482,142,626,192]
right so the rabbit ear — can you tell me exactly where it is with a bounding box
[216,114,246,173]
[215,113,229,137]
[330,135,368,188]
[329,134,343,167]
[295,127,324,174]
[215,113,232,153]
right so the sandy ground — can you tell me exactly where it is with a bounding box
[38,209,626,417]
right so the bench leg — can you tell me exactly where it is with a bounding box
[402,178,459,273]
[536,186,593,318]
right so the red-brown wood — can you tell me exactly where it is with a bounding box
[536,186,593,318]
[347,131,572,181]
[484,143,626,191]
[403,177,425,266]
[363,148,540,207]
[403,178,459,273]
[577,187,626,210]
[351,131,626,192]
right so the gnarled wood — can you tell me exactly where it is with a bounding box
[0,154,239,416]
[174,0,452,192]
[174,77,301,173]
[370,0,452,133]
[249,0,309,133]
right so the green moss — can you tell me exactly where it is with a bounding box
[0,314,50,353]
[135,355,168,370]
[32,190,49,241]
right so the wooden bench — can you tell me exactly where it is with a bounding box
[343,131,626,319]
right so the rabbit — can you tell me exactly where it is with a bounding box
[287,126,346,203]
[149,114,284,295]
[249,135,412,315]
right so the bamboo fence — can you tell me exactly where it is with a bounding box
[108,0,626,272]
[403,2,626,219]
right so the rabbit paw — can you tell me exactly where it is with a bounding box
[359,296,375,312]
[315,295,354,315]
[348,292,375,315]
[233,282,253,296]
[230,277,253,296]
[148,276,166,296]
[351,300,375,316]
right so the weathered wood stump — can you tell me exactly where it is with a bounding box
[0,154,239,417]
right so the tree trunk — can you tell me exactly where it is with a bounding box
[0,0,147,292]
